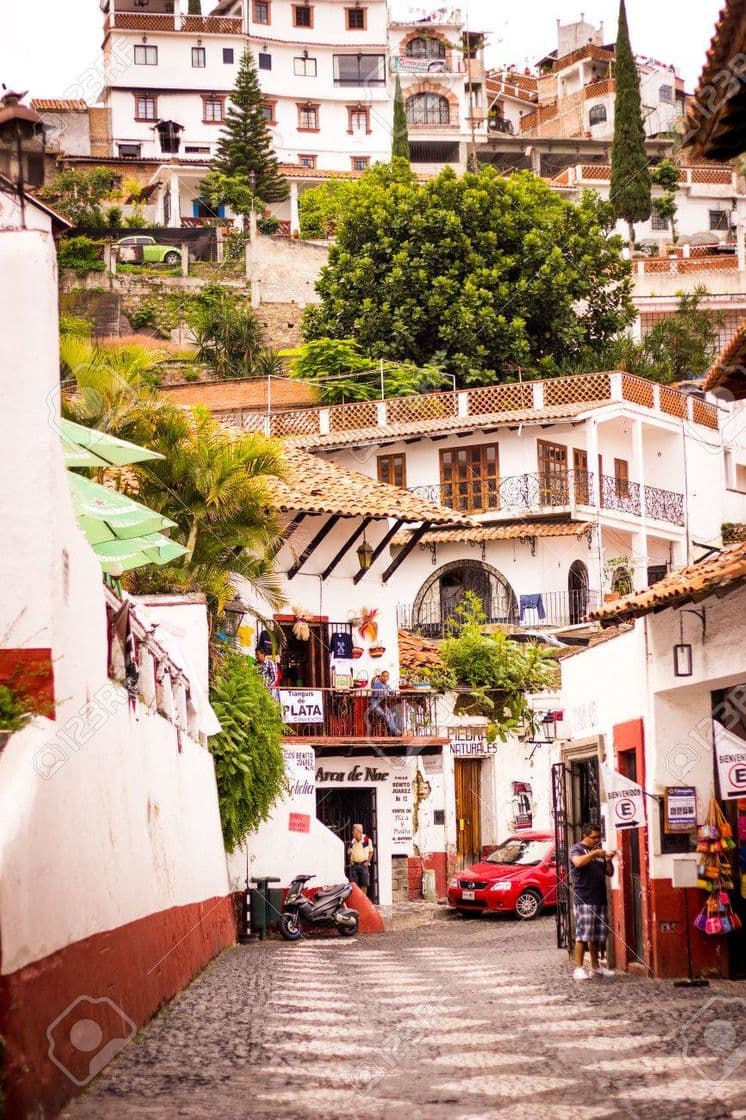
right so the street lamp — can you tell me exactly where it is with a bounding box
[0,90,46,229]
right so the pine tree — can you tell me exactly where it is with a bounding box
[610,0,651,250]
[391,74,410,162]
[209,49,288,204]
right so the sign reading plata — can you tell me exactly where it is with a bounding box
[664,786,697,833]
[279,689,324,725]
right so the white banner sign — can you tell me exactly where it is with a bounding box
[279,689,324,725]
[714,721,746,801]
[603,765,646,831]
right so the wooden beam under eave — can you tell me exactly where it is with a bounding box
[353,518,405,585]
[321,516,373,581]
[286,514,342,580]
[381,522,432,584]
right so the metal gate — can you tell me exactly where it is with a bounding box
[552,756,602,952]
[552,762,572,951]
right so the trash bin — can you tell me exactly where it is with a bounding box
[249,877,281,940]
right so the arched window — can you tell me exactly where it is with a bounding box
[411,560,518,636]
[568,560,590,625]
[405,36,446,60]
[406,92,450,127]
[588,104,607,126]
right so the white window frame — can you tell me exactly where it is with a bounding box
[134,45,158,66]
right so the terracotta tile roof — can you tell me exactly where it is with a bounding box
[398,630,444,676]
[391,519,594,547]
[270,445,471,525]
[290,401,607,452]
[31,99,87,112]
[551,44,615,72]
[703,320,746,397]
[685,0,746,159]
[590,540,746,625]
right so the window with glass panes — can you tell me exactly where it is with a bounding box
[352,156,369,171]
[134,45,158,65]
[377,454,406,489]
[294,56,317,76]
[348,107,369,132]
[406,92,450,126]
[294,4,312,26]
[439,445,499,512]
[192,47,206,68]
[203,98,224,122]
[346,6,366,28]
[710,210,729,231]
[537,440,569,504]
[614,458,630,498]
[298,104,319,129]
[405,36,446,59]
[135,95,157,120]
[333,54,385,85]
[253,0,270,23]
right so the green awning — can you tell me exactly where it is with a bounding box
[68,472,178,545]
[61,435,112,469]
[93,533,187,574]
[60,418,165,466]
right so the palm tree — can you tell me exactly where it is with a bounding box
[61,340,286,616]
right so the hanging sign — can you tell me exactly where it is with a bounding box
[449,727,498,757]
[279,689,324,725]
[288,812,311,834]
[713,721,746,801]
[664,786,697,833]
[603,764,646,831]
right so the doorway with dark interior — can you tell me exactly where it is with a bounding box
[315,785,379,904]
[568,560,590,625]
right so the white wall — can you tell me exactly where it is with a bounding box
[0,229,230,976]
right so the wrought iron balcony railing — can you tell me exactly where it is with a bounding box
[409,470,685,526]
[398,588,601,636]
[282,688,439,739]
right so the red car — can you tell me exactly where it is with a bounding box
[447,832,558,920]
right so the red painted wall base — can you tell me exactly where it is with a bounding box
[407,853,448,900]
[0,895,237,1120]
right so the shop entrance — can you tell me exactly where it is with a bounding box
[713,687,746,980]
[315,786,379,904]
[278,620,331,690]
[552,751,602,951]
[455,758,482,868]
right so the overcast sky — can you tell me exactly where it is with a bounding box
[2,1,722,102]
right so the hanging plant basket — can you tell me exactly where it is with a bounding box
[369,645,386,658]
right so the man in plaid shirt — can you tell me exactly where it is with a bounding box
[570,823,616,981]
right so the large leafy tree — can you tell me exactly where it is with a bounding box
[392,76,410,161]
[203,49,288,207]
[39,167,122,227]
[610,0,652,249]
[303,163,634,382]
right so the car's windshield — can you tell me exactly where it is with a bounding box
[485,839,552,866]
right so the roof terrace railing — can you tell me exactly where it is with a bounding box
[219,371,720,439]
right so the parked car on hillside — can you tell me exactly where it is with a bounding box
[447,832,558,920]
[116,236,181,265]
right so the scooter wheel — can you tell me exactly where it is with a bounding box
[338,915,359,937]
[280,913,303,941]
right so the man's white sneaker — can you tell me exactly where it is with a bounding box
[589,967,615,978]
[573,967,591,980]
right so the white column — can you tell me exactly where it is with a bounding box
[168,174,181,229]
[737,223,746,274]
[289,181,300,236]
[631,530,648,591]
[586,418,600,507]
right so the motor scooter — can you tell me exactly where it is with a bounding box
[279,874,359,940]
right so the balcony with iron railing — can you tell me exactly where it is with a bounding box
[282,687,441,741]
[408,468,685,526]
[397,588,602,636]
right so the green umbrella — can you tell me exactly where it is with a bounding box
[60,418,164,466]
[93,533,187,574]
[61,435,112,469]
[68,472,178,546]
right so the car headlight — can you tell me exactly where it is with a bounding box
[490,881,512,892]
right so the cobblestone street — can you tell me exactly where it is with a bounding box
[63,914,746,1120]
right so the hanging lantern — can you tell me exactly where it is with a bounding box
[673,613,693,677]
[357,534,373,571]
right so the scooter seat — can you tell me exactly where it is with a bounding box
[314,885,347,900]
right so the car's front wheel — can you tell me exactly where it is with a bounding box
[163,250,180,265]
[515,890,542,920]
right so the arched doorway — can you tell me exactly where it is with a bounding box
[411,560,518,636]
[568,560,589,624]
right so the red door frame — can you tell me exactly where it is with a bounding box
[612,719,651,974]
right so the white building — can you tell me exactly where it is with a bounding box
[557,543,746,980]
